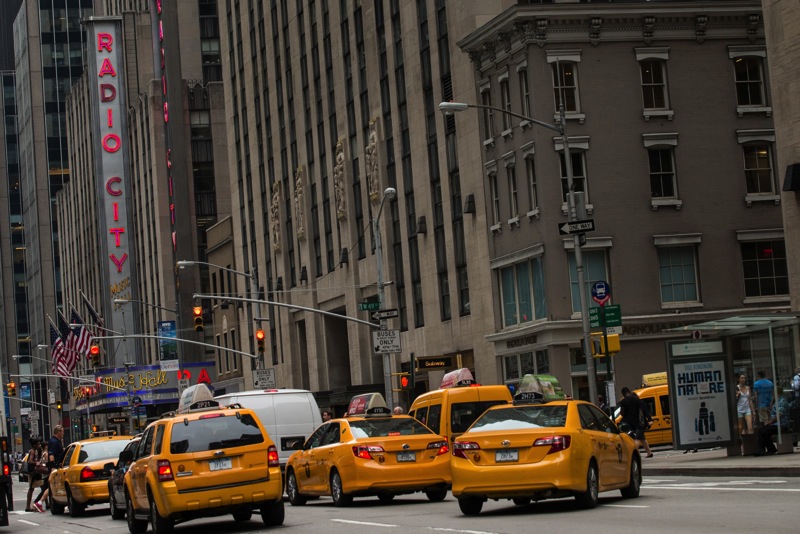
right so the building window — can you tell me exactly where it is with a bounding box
[503,350,549,383]
[499,257,546,327]
[481,88,494,140]
[559,150,587,204]
[489,172,500,226]
[741,240,788,298]
[500,79,512,131]
[640,59,668,110]
[507,165,518,218]
[551,61,579,113]
[649,148,677,199]
[526,156,538,214]
[519,68,531,118]
[742,143,774,195]
[733,56,766,107]
[657,245,699,303]
[568,249,607,314]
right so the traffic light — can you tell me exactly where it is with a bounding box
[193,306,204,332]
[399,373,412,391]
[89,344,101,366]
[256,329,266,354]
[6,381,16,397]
[590,333,621,357]
[56,400,63,412]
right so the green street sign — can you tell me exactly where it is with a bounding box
[589,304,622,328]
[358,301,381,311]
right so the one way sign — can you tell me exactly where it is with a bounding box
[558,218,595,235]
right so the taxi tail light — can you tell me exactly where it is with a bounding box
[267,445,280,467]
[352,445,384,460]
[79,466,97,482]
[157,459,174,482]
[452,441,480,459]
[533,435,571,454]
[426,441,449,456]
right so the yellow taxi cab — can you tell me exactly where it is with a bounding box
[408,368,512,443]
[48,432,134,517]
[450,376,641,515]
[123,384,284,533]
[285,392,450,507]
[613,373,672,446]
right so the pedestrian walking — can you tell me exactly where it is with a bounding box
[752,370,774,425]
[618,387,653,458]
[31,444,49,513]
[597,395,609,416]
[24,439,43,512]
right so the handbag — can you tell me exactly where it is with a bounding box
[34,457,49,476]
[20,461,31,475]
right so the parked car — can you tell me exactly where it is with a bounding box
[286,393,450,507]
[48,433,134,517]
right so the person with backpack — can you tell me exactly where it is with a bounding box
[619,387,654,458]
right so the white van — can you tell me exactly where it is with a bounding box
[215,389,323,472]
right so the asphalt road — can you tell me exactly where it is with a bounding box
[6,475,799,533]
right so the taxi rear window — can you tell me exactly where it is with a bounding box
[170,412,265,454]
[349,418,434,438]
[467,405,568,432]
[78,440,130,463]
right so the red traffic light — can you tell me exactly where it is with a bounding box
[255,329,266,341]
[193,306,203,317]
[89,345,100,356]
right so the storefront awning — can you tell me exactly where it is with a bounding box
[667,313,800,336]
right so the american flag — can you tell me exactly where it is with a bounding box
[57,310,80,376]
[81,291,105,328]
[70,304,93,357]
[50,319,69,377]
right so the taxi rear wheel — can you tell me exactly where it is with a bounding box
[457,496,483,516]
[425,488,447,502]
[125,494,147,534]
[260,500,285,526]
[330,471,352,507]
[67,488,85,517]
[149,494,174,534]
[377,493,395,503]
[512,497,531,506]
[575,462,599,509]
[620,456,641,499]
[286,470,307,506]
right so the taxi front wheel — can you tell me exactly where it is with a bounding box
[286,471,307,506]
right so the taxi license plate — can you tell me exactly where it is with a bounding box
[495,450,518,463]
[396,451,416,463]
[209,457,232,471]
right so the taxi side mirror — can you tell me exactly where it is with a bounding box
[103,461,116,475]
[118,449,134,465]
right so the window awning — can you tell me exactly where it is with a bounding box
[667,314,800,336]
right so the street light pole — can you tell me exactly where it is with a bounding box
[374,187,397,408]
[439,102,597,402]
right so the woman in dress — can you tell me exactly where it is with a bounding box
[736,373,755,436]
[24,439,42,512]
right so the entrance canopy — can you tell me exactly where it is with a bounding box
[667,314,800,336]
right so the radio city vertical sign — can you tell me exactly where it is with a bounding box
[85,17,138,358]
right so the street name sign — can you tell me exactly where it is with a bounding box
[589,304,622,328]
[372,308,399,320]
[359,301,381,311]
[373,329,401,354]
[558,218,595,235]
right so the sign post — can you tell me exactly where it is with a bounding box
[590,281,618,385]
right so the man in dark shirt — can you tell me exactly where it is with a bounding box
[618,387,653,457]
[47,425,65,467]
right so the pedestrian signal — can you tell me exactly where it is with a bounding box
[193,306,204,332]
[256,329,266,353]
[399,374,412,390]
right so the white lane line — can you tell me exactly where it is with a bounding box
[332,519,398,528]
[17,519,40,526]
[603,504,650,508]
[428,528,498,534]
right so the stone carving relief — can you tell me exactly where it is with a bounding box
[365,119,380,202]
[333,139,347,219]
[294,166,305,240]
[270,181,281,251]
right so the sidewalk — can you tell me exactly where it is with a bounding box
[642,444,800,477]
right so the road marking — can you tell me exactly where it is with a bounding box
[17,519,40,526]
[332,519,398,528]
[645,479,787,486]
[428,528,498,534]
[603,504,649,508]
[646,485,800,492]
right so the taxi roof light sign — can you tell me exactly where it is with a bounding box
[347,392,391,417]
[439,368,477,389]
[177,383,219,413]
[513,374,566,404]
[641,372,668,387]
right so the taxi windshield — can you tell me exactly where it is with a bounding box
[349,417,433,438]
[170,412,264,454]
[77,440,129,463]
[468,405,567,432]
